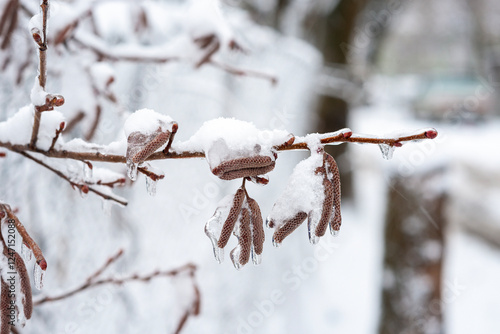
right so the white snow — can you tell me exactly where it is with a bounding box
[123,108,174,138]
[174,117,291,170]
[268,151,325,224]
[89,62,115,92]
[0,105,65,151]
[28,13,42,36]
[62,138,126,155]
[30,79,47,106]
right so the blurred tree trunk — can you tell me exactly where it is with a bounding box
[303,0,369,198]
[379,169,447,334]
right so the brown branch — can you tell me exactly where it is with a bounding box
[85,105,101,141]
[137,166,165,182]
[48,121,65,151]
[85,249,124,283]
[0,204,46,270]
[1,128,438,165]
[34,261,197,306]
[29,0,50,149]
[17,151,128,206]
[209,60,278,85]
[64,111,86,133]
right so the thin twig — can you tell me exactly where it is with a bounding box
[34,262,197,305]
[29,0,50,149]
[17,151,128,206]
[1,128,438,164]
[209,60,278,85]
[85,249,124,283]
[137,166,165,181]
[48,122,65,151]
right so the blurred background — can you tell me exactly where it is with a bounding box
[1,0,499,333]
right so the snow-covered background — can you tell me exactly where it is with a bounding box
[1,0,499,333]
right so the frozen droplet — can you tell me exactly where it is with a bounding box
[205,210,224,263]
[251,247,262,265]
[379,144,395,160]
[272,237,281,248]
[330,226,340,237]
[21,243,33,262]
[230,247,242,270]
[145,177,157,196]
[34,264,45,290]
[126,161,138,181]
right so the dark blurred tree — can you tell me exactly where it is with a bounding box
[380,169,447,334]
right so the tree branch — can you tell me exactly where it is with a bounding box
[34,260,197,306]
[17,151,128,206]
[29,0,49,149]
[2,128,438,164]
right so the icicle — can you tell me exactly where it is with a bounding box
[307,211,321,245]
[101,199,112,215]
[204,210,225,263]
[21,243,33,262]
[126,161,138,181]
[330,225,340,237]
[145,177,157,196]
[272,236,281,248]
[34,264,45,290]
[230,248,243,270]
[378,144,395,160]
[251,247,262,265]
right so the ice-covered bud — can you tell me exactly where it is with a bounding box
[343,130,353,139]
[425,129,438,139]
[80,185,89,194]
[37,259,47,271]
[31,28,43,47]
[0,152,6,158]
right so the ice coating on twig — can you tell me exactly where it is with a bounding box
[21,243,33,262]
[34,263,46,290]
